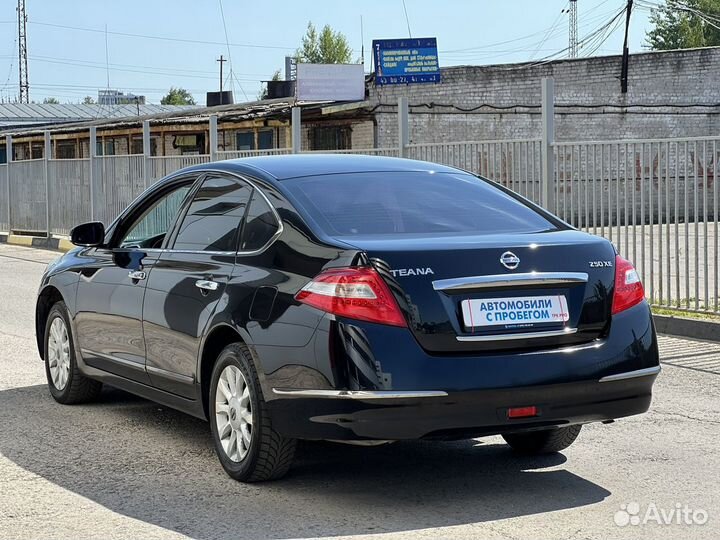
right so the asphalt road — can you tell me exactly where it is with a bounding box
[0,243,718,540]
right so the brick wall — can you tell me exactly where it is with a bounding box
[368,48,720,147]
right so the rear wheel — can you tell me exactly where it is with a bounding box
[502,425,582,454]
[44,301,102,404]
[209,343,296,482]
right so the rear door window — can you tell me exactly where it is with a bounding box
[172,175,252,252]
[240,191,279,251]
[283,172,557,237]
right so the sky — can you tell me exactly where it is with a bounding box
[0,0,654,105]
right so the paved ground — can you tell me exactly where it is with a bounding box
[0,243,718,540]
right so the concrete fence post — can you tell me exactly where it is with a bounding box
[5,135,11,232]
[398,96,409,158]
[540,77,555,211]
[44,131,51,237]
[143,120,151,190]
[291,107,301,153]
[209,115,218,162]
[89,126,97,221]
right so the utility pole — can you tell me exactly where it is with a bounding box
[569,0,578,58]
[620,0,633,93]
[17,0,29,103]
[216,55,226,93]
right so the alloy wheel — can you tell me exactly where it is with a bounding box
[47,316,71,391]
[215,365,253,462]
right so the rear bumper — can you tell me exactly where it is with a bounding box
[267,366,660,440]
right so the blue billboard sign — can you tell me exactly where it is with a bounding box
[372,38,441,85]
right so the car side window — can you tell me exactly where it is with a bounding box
[172,175,252,252]
[118,183,193,249]
[240,191,279,252]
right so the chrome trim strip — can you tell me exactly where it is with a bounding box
[599,366,661,383]
[271,389,448,399]
[456,327,578,342]
[80,349,146,371]
[432,272,589,291]
[146,364,195,384]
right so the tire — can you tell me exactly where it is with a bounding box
[44,301,102,404]
[502,425,582,455]
[209,343,296,482]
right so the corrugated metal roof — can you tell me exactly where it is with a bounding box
[0,103,193,121]
[0,98,361,138]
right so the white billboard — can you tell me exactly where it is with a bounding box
[296,63,365,101]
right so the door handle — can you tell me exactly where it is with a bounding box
[195,279,219,291]
[128,270,146,281]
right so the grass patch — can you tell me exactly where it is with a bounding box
[652,306,720,321]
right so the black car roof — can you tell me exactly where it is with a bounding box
[179,154,463,182]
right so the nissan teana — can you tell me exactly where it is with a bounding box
[36,155,660,482]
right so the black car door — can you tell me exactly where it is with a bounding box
[74,178,195,384]
[142,173,252,398]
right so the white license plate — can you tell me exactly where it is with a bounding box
[461,295,569,328]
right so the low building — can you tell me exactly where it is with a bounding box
[98,90,146,106]
[2,47,719,163]
[0,99,374,162]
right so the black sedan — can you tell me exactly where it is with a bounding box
[36,155,660,482]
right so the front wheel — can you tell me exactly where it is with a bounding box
[209,343,296,482]
[502,425,582,454]
[44,301,102,404]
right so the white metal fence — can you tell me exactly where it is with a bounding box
[406,140,543,202]
[554,138,719,314]
[218,148,293,160]
[0,163,8,232]
[148,155,211,181]
[93,155,145,227]
[49,158,91,236]
[1,102,718,315]
[8,158,46,234]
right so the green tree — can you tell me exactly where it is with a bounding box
[258,70,282,100]
[42,97,60,104]
[646,0,720,50]
[296,22,352,63]
[160,87,196,105]
[82,95,95,104]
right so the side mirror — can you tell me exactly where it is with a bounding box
[70,221,105,247]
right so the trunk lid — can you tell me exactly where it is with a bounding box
[345,230,616,353]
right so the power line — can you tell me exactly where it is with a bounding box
[25,54,266,78]
[217,0,248,101]
[401,0,413,38]
[530,3,569,61]
[439,2,620,55]
[27,20,297,51]
[440,5,625,63]
[502,5,629,70]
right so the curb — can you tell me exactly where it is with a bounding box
[653,313,720,343]
[0,233,72,252]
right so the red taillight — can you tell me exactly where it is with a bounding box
[295,267,407,327]
[507,406,538,419]
[611,255,645,315]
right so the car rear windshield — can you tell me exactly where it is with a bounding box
[283,171,558,237]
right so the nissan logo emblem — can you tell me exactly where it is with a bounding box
[500,251,520,270]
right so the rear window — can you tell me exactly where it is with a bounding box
[283,172,557,237]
